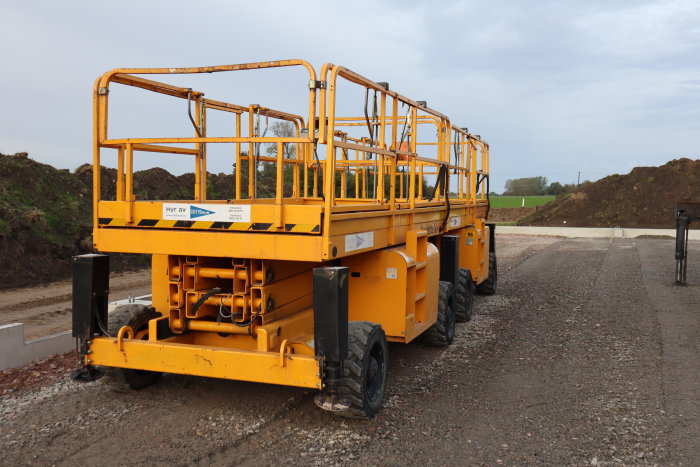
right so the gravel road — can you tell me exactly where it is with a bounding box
[1,235,698,466]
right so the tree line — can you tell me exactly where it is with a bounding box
[502,176,583,196]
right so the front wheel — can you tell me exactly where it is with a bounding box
[102,304,162,392]
[335,321,389,419]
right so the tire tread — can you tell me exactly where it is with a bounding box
[336,321,388,419]
[454,268,475,322]
[476,253,497,295]
[422,281,455,346]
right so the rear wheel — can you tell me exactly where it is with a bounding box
[336,321,389,419]
[422,281,455,346]
[454,268,475,322]
[102,304,162,392]
[476,252,497,295]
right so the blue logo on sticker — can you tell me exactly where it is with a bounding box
[190,206,215,219]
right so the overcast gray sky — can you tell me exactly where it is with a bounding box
[1,0,698,192]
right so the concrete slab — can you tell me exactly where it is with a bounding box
[496,226,700,239]
[0,323,73,371]
[108,294,152,311]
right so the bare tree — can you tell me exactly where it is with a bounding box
[266,121,296,159]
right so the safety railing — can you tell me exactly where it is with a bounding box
[92,60,319,224]
[92,60,489,233]
[317,63,490,233]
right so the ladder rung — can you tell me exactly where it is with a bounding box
[415,261,426,270]
[415,292,426,301]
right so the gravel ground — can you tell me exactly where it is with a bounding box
[0,235,697,466]
[0,352,77,395]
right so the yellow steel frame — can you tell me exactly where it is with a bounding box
[91,60,490,260]
[87,60,492,388]
[89,338,320,388]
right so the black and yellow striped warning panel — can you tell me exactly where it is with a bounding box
[97,218,320,233]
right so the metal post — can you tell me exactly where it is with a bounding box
[312,267,349,389]
[673,202,700,285]
[72,254,110,345]
[675,211,689,285]
[71,254,109,382]
[439,235,460,287]
[487,222,497,254]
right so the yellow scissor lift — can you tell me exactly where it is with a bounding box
[71,60,496,418]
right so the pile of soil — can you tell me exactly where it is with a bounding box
[0,153,94,289]
[0,152,238,290]
[489,207,538,224]
[74,165,237,201]
[519,158,700,228]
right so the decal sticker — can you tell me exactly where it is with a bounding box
[345,231,374,252]
[162,203,251,222]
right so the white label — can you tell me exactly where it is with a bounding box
[466,238,474,246]
[386,267,398,280]
[162,203,251,222]
[345,231,374,252]
[449,216,461,228]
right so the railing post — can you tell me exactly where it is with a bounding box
[248,105,255,199]
[125,143,134,223]
[116,146,125,201]
[378,91,387,202]
[199,98,207,200]
[235,112,242,200]
[322,71,339,244]
[275,141,284,228]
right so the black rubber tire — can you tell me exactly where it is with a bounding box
[102,304,162,392]
[476,252,497,295]
[422,281,455,346]
[336,321,389,419]
[454,268,475,322]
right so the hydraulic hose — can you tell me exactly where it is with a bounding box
[189,287,223,317]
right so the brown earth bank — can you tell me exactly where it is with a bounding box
[519,158,700,228]
[489,207,538,224]
[0,152,239,290]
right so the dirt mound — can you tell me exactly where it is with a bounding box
[489,207,538,224]
[1,154,219,290]
[520,158,700,228]
[0,152,246,290]
[0,153,93,288]
[75,165,237,201]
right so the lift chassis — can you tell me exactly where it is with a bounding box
[72,60,496,418]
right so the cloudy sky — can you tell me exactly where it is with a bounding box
[1,0,698,192]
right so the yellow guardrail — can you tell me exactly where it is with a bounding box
[91,60,490,243]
